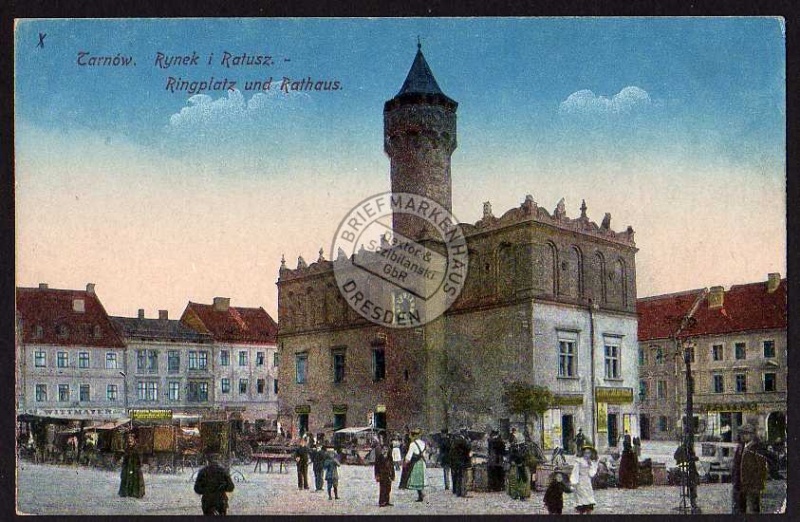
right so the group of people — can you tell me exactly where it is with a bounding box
[292,437,341,500]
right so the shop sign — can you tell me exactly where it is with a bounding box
[552,394,583,406]
[376,404,386,413]
[597,402,608,432]
[595,387,634,404]
[295,405,311,414]
[129,409,172,421]
[332,404,348,414]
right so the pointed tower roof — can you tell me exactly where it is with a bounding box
[386,42,457,110]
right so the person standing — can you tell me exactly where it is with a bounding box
[731,424,769,514]
[391,441,402,472]
[405,429,428,502]
[293,438,310,490]
[632,435,641,457]
[450,428,472,498]
[574,429,586,456]
[543,471,570,514]
[487,430,507,492]
[193,452,235,515]
[570,446,598,514]
[374,440,396,507]
[311,443,326,492]
[617,436,639,489]
[323,447,341,500]
[506,441,531,501]
[438,429,452,491]
[118,433,144,498]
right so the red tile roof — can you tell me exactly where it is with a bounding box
[637,289,706,341]
[16,286,126,348]
[638,279,787,341]
[180,301,278,344]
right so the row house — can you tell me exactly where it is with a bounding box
[110,309,214,416]
[16,284,128,420]
[180,298,279,425]
[638,274,787,443]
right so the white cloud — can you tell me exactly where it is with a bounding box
[167,89,308,129]
[559,86,651,115]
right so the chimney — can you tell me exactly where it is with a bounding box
[38,283,48,289]
[767,273,781,293]
[138,309,145,319]
[213,297,230,312]
[86,283,95,294]
[708,286,725,309]
[158,310,169,321]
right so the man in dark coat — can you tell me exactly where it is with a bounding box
[731,424,769,514]
[438,429,452,491]
[450,428,472,497]
[374,440,396,506]
[487,430,507,492]
[311,443,326,492]
[618,437,639,489]
[194,453,235,515]
[574,428,586,456]
[293,438,310,490]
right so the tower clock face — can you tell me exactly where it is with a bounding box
[393,291,417,318]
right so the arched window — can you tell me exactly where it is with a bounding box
[592,251,606,304]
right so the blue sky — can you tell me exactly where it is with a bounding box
[15,18,786,317]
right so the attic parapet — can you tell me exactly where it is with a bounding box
[463,195,636,247]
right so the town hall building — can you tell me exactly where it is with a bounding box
[277,45,640,451]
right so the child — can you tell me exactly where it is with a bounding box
[391,441,402,472]
[543,471,570,514]
[323,447,340,500]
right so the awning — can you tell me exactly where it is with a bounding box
[91,419,130,430]
[334,426,379,434]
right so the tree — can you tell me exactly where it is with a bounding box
[502,382,553,447]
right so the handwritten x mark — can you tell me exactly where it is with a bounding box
[37,33,46,48]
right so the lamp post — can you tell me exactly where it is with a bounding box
[678,337,701,514]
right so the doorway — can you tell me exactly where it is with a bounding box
[298,414,309,437]
[561,415,575,453]
[374,411,387,431]
[640,414,650,440]
[607,413,619,447]
[767,412,786,443]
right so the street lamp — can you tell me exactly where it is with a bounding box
[677,337,701,514]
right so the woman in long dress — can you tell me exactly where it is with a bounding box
[404,429,427,502]
[118,433,145,498]
[506,442,531,500]
[570,446,598,514]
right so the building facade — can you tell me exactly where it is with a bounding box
[16,284,128,421]
[277,46,640,451]
[638,274,787,443]
[180,298,279,425]
[111,309,214,417]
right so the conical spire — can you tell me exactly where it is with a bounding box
[397,43,446,97]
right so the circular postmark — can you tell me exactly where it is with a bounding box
[331,192,469,328]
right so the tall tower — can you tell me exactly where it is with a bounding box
[384,43,458,239]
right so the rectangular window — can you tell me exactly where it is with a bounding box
[137,350,146,370]
[373,348,386,381]
[168,381,180,401]
[654,346,664,364]
[257,378,265,394]
[107,384,118,401]
[764,373,776,392]
[558,340,576,377]
[296,354,308,384]
[239,351,248,367]
[604,343,620,379]
[168,351,180,373]
[221,378,230,393]
[105,352,117,369]
[713,374,724,393]
[639,380,648,400]
[78,352,90,369]
[273,379,279,394]
[220,350,230,366]
[35,384,47,402]
[735,342,746,360]
[58,384,70,402]
[659,416,668,432]
[79,384,90,401]
[333,351,345,383]
[638,348,648,366]
[763,340,776,358]
[188,381,209,402]
[57,352,68,368]
[273,352,279,367]
[657,380,666,399]
[35,351,46,367]
[256,352,265,366]
[189,351,198,369]
[735,374,747,393]
[137,350,158,370]
[198,351,208,369]
[148,350,158,371]
[239,379,248,394]
[686,346,695,363]
[333,413,346,431]
[137,381,158,401]
[712,344,723,361]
